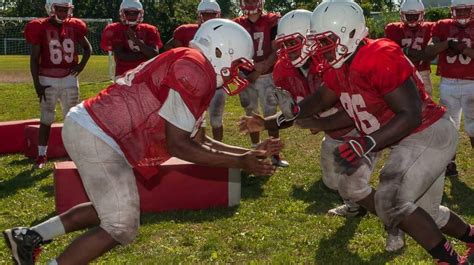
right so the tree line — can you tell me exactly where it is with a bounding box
[0,0,450,41]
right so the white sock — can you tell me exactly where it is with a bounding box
[31,216,65,241]
[38,145,48,156]
[48,259,58,265]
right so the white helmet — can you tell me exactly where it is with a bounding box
[190,19,254,95]
[197,0,221,24]
[400,0,425,27]
[239,0,265,15]
[120,0,144,26]
[307,0,368,70]
[451,0,474,25]
[276,9,312,68]
[45,0,74,23]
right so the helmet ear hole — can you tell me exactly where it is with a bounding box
[215,48,222,58]
[349,29,356,39]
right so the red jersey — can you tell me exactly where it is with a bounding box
[272,58,354,139]
[323,38,445,136]
[234,12,280,66]
[173,23,199,47]
[84,48,216,179]
[24,17,87,78]
[384,22,434,72]
[100,22,163,76]
[432,19,474,80]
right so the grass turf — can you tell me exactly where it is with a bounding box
[0,56,472,264]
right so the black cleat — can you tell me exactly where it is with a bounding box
[3,227,46,265]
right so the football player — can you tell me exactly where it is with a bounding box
[3,19,281,265]
[100,0,162,78]
[163,0,225,141]
[25,0,91,169]
[384,0,436,95]
[244,8,404,253]
[234,0,289,167]
[424,0,474,177]
[299,2,473,263]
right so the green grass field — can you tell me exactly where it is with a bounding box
[0,56,472,264]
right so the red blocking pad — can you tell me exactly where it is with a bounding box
[0,119,40,154]
[24,123,67,158]
[53,158,241,214]
[54,161,90,214]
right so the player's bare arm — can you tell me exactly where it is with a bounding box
[70,35,92,76]
[163,38,183,51]
[200,135,283,157]
[30,44,49,102]
[424,37,450,57]
[239,84,339,133]
[165,121,276,176]
[125,27,159,58]
[295,110,354,133]
[404,47,437,62]
[367,77,422,151]
[461,46,474,58]
[113,45,147,61]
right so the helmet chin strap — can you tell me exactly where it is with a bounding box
[54,15,65,24]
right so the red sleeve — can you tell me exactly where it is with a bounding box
[24,20,43,45]
[173,25,187,43]
[322,69,341,95]
[73,19,88,38]
[431,20,448,41]
[146,25,163,49]
[100,24,115,52]
[161,57,214,118]
[368,42,414,95]
[384,23,402,46]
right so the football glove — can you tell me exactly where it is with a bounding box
[334,136,376,175]
[274,87,300,121]
[448,39,467,54]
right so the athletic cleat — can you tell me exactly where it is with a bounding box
[445,162,458,178]
[385,229,405,252]
[33,155,47,170]
[327,203,367,217]
[271,155,289,168]
[3,227,46,265]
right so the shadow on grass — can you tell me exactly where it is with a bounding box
[240,172,270,200]
[314,218,396,264]
[39,183,54,198]
[0,169,52,199]
[140,206,238,225]
[290,179,343,215]
[444,176,474,216]
[7,157,32,166]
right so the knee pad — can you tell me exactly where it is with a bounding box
[209,112,223,128]
[374,191,418,228]
[101,214,139,245]
[337,165,372,202]
[40,109,56,126]
[322,173,339,191]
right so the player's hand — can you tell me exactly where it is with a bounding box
[240,150,276,176]
[334,136,376,175]
[34,83,50,103]
[274,87,299,121]
[255,138,284,157]
[448,39,467,54]
[238,114,265,134]
[70,64,85,77]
